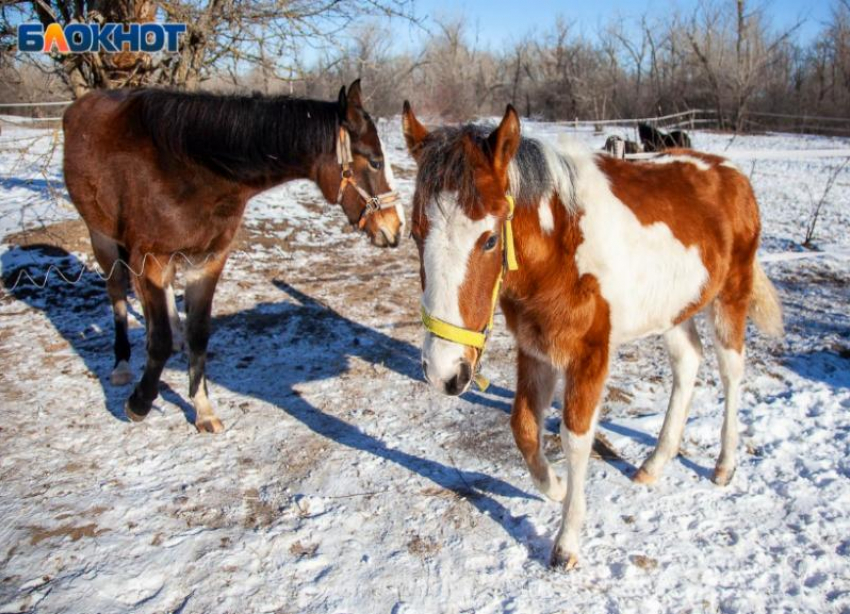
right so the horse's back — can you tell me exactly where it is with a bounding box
[602,150,759,247]
[593,151,760,341]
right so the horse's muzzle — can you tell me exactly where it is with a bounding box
[423,357,473,396]
[372,226,401,248]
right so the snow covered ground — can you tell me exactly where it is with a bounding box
[0,116,848,614]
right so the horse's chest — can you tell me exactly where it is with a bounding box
[502,296,586,367]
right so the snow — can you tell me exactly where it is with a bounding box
[0,117,848,614]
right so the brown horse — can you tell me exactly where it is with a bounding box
[402,103,783,568]
[63,80,403,433]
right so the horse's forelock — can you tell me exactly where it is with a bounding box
[414,125,495,221]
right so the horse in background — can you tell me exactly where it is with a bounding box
[63,80,403,433]
[603,135,642,158]
[402,102,782,569]
[639,122,692,151]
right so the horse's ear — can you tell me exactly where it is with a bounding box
[343,79,366,134]
[402,100,429,163]
[347,79,363,109]
[487,105,521,178]
[337,85,347,122]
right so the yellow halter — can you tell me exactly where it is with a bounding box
[420,195,519,391]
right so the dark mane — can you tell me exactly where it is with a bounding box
[415,125,488,215]
[510,135,576,207]
[128,89,340,183]
[416,123,575,214]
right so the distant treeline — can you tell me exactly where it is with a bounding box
[2,0,849,133]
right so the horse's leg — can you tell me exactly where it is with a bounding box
[550,344,609,570]
[510,349,565,501]
[89,231,133,385]
[184,253,227,434]
[125,253,173,422]
[163,263,184,353]
[709,298,748,486]
[634,319,703,484]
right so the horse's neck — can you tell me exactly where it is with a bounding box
[250,135,337,194]
[507,195,583,297]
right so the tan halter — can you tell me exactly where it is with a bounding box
[336,127,401,229]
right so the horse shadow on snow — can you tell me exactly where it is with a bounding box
[3,245,568,558]
[2,245,733,546]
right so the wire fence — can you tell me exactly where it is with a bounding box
[0,101,70,131]
[559,108,850,137]
[2,99,850,136]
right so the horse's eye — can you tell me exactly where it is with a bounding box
[483,234,499,251]
[369,158,383,171]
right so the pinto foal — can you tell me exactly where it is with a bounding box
[63,80,403,432]
[402,103,783,568]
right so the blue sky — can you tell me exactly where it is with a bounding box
[391,0,835,50]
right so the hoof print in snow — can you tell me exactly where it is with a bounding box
[630,554,659,571]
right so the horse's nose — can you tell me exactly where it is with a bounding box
[380,226,400,248]
[371,229,389,247]
[443,360,472,396]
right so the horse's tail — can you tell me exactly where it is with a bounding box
[749,260,784,338]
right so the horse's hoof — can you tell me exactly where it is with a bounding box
[550,546,580,571]
[125,390,152,423]
[632,467,657,485]
[195,417,224,434]
[125,401,150,423]
[110,361,133,386]
[712,466,735,486]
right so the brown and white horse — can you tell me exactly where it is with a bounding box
[63,80,403,432]
[402,103,783,568]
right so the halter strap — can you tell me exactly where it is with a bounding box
[420,195,519,391]
[336,127,400,228]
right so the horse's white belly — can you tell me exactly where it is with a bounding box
[575,195,709,346]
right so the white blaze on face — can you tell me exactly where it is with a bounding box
[421,191,496,385]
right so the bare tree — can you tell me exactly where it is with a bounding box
[1,0,418,96]
[2,0,850,128]
[686,0,802,131]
